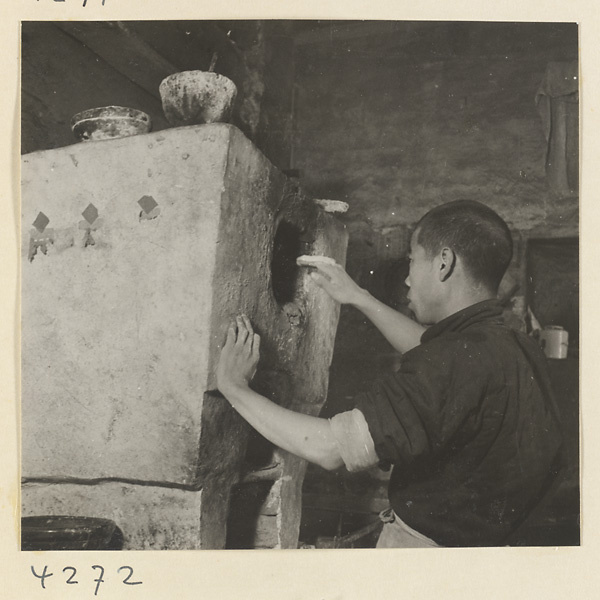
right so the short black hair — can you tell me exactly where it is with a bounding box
[415,200,513,293]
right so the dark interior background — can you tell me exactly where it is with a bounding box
[21,20,579,547]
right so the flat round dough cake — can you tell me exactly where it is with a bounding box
[296,255,337,267]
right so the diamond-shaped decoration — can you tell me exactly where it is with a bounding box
[82,203,99,225]
[138,195,158,214]
[32,212,50,233]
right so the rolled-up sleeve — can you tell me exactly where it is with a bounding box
[329,409,379,472]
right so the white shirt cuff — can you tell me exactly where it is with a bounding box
[329,409,379,472]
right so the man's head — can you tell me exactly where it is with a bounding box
[405,200,512,324]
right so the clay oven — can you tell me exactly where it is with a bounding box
[21,124,347,549]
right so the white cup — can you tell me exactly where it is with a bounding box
[539,326,569,359]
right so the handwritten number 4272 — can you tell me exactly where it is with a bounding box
[31,565,142,595]
[39,0,107,6]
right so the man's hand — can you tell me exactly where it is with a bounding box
[310,261,425,353]
[214,314,346,472]
[216,315,260,394]
[308,263,367,306]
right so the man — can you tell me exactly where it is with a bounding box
[216,200,562,547]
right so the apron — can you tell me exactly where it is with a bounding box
[376,508,440,548]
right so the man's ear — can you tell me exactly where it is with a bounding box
[439,247,456,282]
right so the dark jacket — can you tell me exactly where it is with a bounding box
[355,300,563,547]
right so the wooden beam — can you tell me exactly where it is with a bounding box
[55,21,181,101]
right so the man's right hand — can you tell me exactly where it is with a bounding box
[309,263,368,306]
[309,261,425,354]
[216,315,260,396]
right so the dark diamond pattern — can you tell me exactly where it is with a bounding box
[138,196,158,214]
[82,203,99,224]
[32,212,50,233]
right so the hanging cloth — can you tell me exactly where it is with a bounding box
[535,61,579,196]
